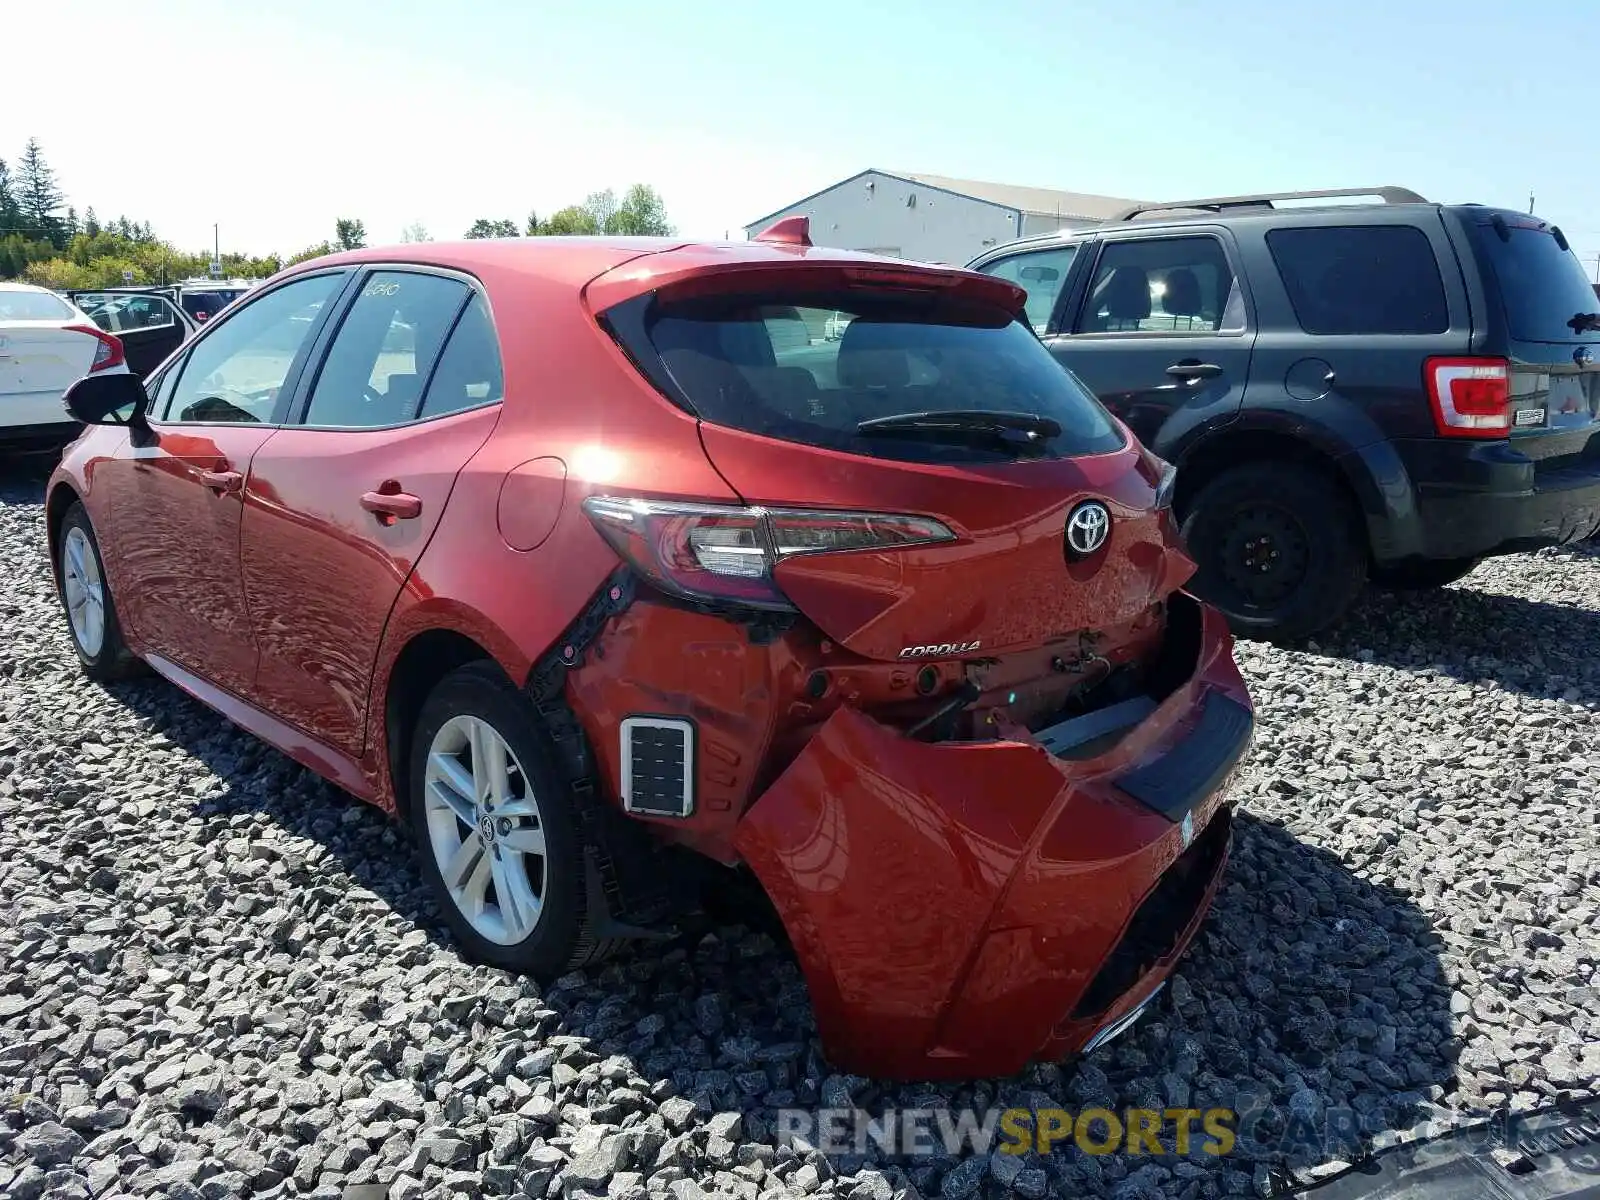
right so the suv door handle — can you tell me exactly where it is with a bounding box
[1165,360,1223,381]
[199,469,243,494]
[361,489,423,522]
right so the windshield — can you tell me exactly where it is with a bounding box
[1468,218,1600,343]
[642,292,1124,464]
[0,290,73,321]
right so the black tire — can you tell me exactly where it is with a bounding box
[406,661,619,977]
[1369,556,1480,591]
[1179,463,1367,642]
[55,502,143,681]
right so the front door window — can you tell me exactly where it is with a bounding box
[163,273,346,423]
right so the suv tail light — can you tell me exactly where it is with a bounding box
[64,325,125,373]
[1426,357,1511,438]
[581,495,955,610]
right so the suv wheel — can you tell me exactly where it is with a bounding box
[56,502,143,681]
[1369,556,1480,591]
[406,662,616,977]
[1181,463,1367,642]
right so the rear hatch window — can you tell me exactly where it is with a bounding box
[1467,216,1600,344]
[0,290,73,321]
[629,290,1125,464]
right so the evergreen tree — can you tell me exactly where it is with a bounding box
[16,138,65,246]
[0,159,21,236]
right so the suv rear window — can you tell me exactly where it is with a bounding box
[634,291,1125,463]
[1267,226,1448,335]
[1467,219,1600,344]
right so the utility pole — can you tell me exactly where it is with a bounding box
[1529,192,1536,214]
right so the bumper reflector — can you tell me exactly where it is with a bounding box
[620,716,695,817]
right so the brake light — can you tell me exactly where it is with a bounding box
[1426,356,1510,438]
[64,325,125,373]
[581,496,955,610]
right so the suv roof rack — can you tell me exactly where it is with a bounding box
[1109,186,1428,223]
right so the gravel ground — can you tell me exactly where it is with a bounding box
[1,460,1597,1200]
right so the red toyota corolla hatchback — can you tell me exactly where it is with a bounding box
[47,223,1252,1080]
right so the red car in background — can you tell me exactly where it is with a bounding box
[47,221,1252,1080]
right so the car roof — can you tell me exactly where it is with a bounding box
[971,197,1545,265]
[0,280,54,294]
[287,235,978,290]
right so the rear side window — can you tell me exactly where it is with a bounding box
[1467,220,1600,344]
[419,294,504,419]
[976,245,1079,333]
[302,271,469,428]
[631,291,1125,464]
[1267,226,1447,335]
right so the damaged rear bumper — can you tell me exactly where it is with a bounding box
[731,593,1252,1081]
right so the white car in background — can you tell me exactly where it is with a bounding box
[0,282,127,450]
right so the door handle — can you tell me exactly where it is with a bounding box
[361,489,423,522]
[199,469,243,494]
[1165,360,1223,382]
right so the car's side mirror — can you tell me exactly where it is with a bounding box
[63,372,150,430]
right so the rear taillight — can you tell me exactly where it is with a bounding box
[1135,445,1177,510]
[1154,461,1177,510]
[1426,356,1511,438]
[64,325,125,373]
[581,496,955,611]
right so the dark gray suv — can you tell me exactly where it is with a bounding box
[968,186,1600,640]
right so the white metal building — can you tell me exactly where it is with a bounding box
[743,170,1142,265]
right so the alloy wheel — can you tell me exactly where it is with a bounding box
[62,526,107,658]
[422,714,548,945]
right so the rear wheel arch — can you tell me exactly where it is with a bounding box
[383,628,500,820]
[1173,426,1371,539]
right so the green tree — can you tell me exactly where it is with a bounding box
[582,189,618,233]
[531,185,673,237]
[0,159,21,236]
[288,240,337,266]
[82,206,100,238]
[525,211,540,236]
[464,218,519,238]
[400,221,430,243]
[610,184,674,236]
[335,218,367,251]
[16,138,65,247]
[536,206,599,236]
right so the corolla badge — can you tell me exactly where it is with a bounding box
[1065,500,1112,558]
[898,641,981,658]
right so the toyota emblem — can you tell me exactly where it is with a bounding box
[1065,501,1111,558]
[1577,346,1594,368]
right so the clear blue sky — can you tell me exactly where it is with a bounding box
[8,0,1598,273]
